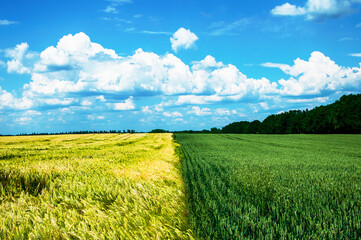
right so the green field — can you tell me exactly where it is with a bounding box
[0,133,193,239]
[1,133,361,239]
[175,134,361,239]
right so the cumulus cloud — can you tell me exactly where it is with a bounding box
[271,3,306,16]
[170,28,198,52]
[5,43,31,74]
[262,51,361,96]
[0,86,33,110]
[2,32,276,107]
[187,106,212,116]
[271,0,358,21]
[96,95,106,102]
[1,32,360,120]
[111,97,136,110]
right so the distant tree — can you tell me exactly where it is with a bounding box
[210,127,221,133]
[150,129,169,133]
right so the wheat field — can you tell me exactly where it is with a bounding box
[0,133,193,239]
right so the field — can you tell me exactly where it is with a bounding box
[1,133,361,239]
[0,133,193,239]
[175,134,361,239]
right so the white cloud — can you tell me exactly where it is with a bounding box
[43,98,76,106]
[103,5,118,14]
[170,28,198,52]
[3,32,278,109]
[261,62,291,72]
[163,111,183,118]
[259,102,269,110]
[357,23,361,27]
[0,86,33,110]
[187,106,212,116]
[154,104,164,112]
[263,51,361,96]
[111,97,135,110]
[271,3,306,16]
[176,95,223,105]
[23,110,41,116]
[192,55,224,70]
[349,53,361,57]
[15,117,32,125]
[140,30,172,35]
[141,106,152,113]
[81,99,92,106]
[96,95,106,101]
[271,0,357,21]
[87,115,105,120]
[0,19,18,25]
[215,108,231,116]
[5,43,31,74]
[2,32,361,116]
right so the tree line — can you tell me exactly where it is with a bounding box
[9,130,137,136]
[220,94,361,134]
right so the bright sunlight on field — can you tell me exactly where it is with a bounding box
[0,133,193,239]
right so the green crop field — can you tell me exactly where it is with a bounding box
[175,134,361,239]
[0,133,193,239]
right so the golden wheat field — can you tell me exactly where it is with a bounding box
[0,133,193,239]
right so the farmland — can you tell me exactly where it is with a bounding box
[1,133,361,239]
[175,134,361,239]
[0,133,193,239]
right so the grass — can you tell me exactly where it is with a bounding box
[175,134,361,239]
[0,133,193,239]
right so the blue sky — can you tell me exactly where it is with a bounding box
[1,0,361,134]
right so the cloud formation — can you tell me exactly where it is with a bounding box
[111,97,136,110]
[263,51,361,95]
[0,32,360,130]
[271,0,360,21]
[0,19,18,25]
[170,28,199,52]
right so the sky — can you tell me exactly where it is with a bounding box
[0,0,361,134]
